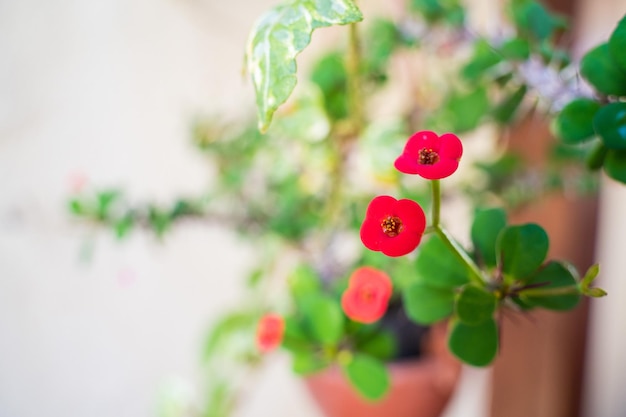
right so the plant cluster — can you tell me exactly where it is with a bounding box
[68,0,618,415]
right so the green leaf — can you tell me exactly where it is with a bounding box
[511,0,565,41]
[310,52,348,120]
[609,15,626,72]
[356,331,396,361]
[114,215,134,239]
[499,38,530,60]
[68,199,84,216]
[364,18,400,74]
[414,234,471,288]
[448,318,498,367]
[586,287,608,298]
[292,351,329,375]
[581,263,600,289]
[593,102,626,149]
[604,149,626,183]
[245,0,363,132]
[447,88,490,132]
[471,207,507,268]
[552,98,601,144]
[403,283,455,324]
[342,354,390,400]
[492,85,527,124]
[586,140,608,170]
[518,261,580,310]
[455,285,497,325]
[497,224,549,281]
[580,43,626,97]
[462,40,502,82]
[301,294,344,345]
[289,264,321,299]
[203,311,256,360]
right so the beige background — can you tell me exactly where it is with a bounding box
[0,0,623,416]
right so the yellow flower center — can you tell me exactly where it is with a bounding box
[381,216,403,237]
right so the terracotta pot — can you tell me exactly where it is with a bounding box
[303,324,461,417]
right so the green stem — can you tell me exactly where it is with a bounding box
[431,179,441,227]
[429,178,484,286]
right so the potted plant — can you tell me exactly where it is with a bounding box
[68,0,626,415]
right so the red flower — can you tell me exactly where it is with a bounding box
[394,130,463,179]
[256,314,285,353]
[360,196,426,257]
[341,267,393,323]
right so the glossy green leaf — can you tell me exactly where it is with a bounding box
[342,354,390,400]
[586,140,608,170]
[301,294,344,345]
[580,43,626,97]
[456,285,497,325]
[593,102,626,149]
[552,98,601,144]
[448,318,498,367]
[471,207,507,268]
[609,15,626,72]
[497,224,549,281]
[245,0,363,132]
[519,261,580,311]
[415,234,471,288]
[403,283,455,324]
[604,149,626,183]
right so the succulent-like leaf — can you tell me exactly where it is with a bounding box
[245,0,363,132]
[497,224,549,282]
[471,207,507,268]
[455,285,497,325]
[552,98,601,144]
[518,261,580,311]
[342,354,390,400]
[403,282,456,324]
[448,317,498,367]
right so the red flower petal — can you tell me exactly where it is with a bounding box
[341,267,393,323]
[404,131,440,155]
[380,229,423,257]
[256,314,285,353]
[360,196,426,257]
[439,133,463,159]
[394,131,463,180]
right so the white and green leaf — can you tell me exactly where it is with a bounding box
[245,0,363,132]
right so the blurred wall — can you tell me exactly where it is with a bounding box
[575,2,626,417]
[0,1,324,416]
[1,1,624,417]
